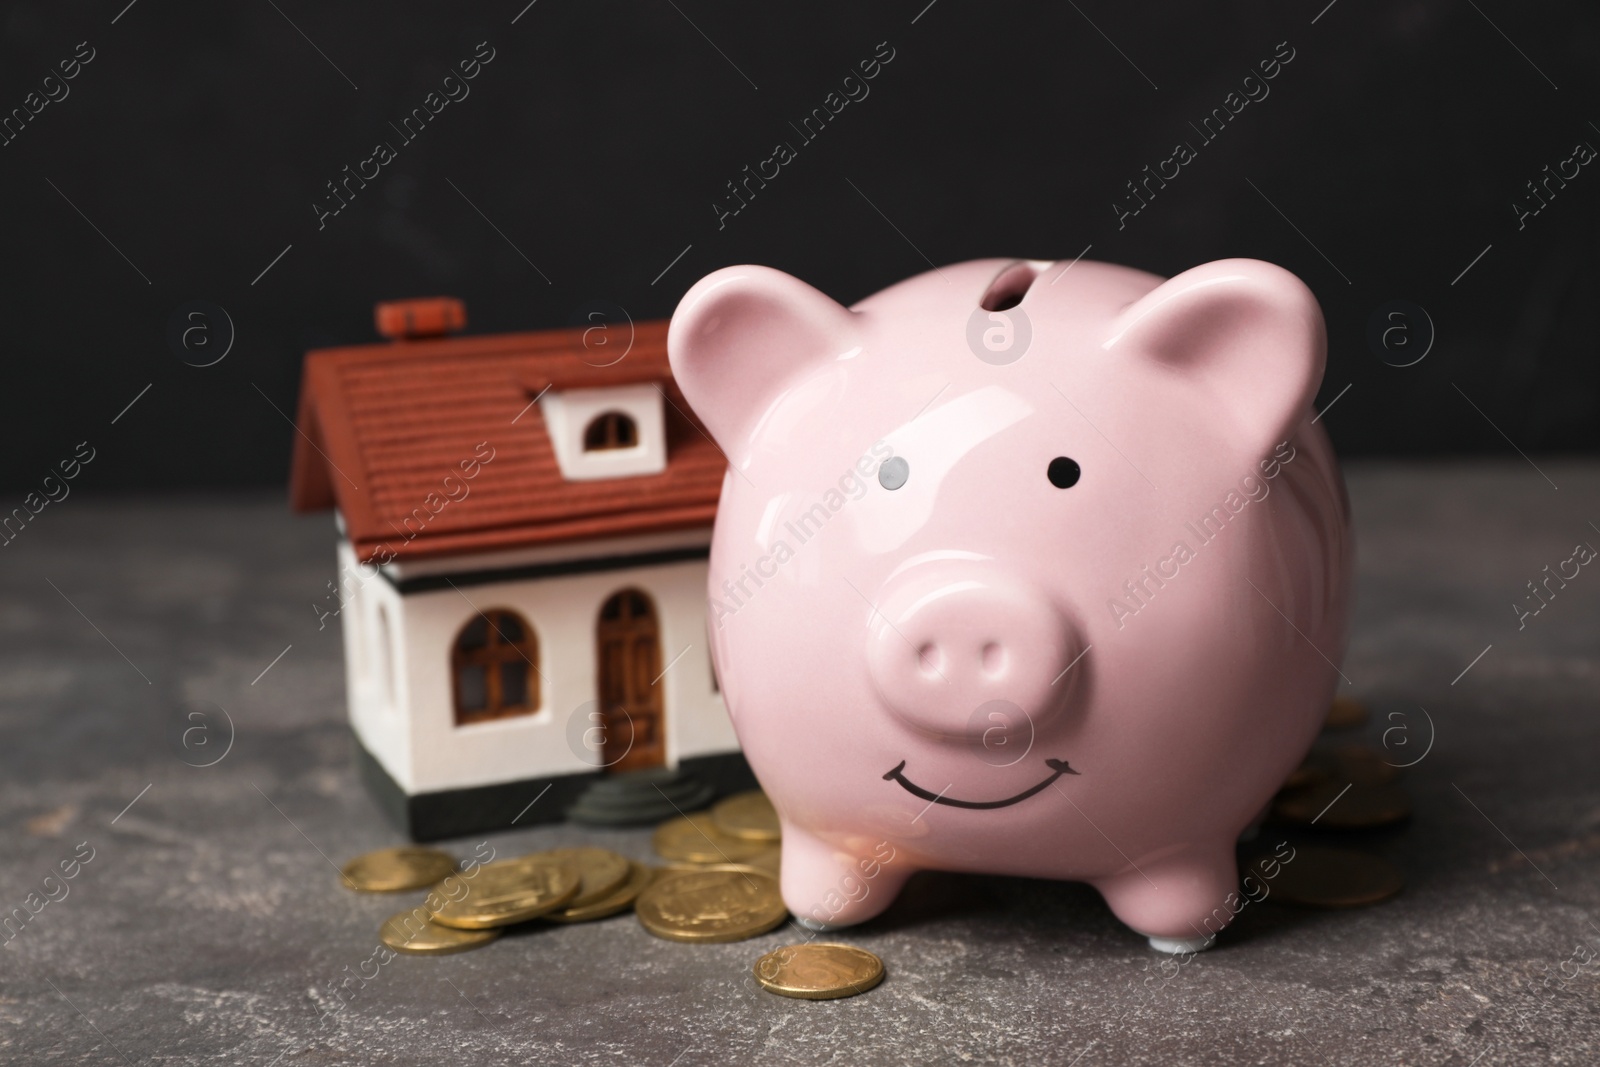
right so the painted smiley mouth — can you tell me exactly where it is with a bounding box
[882,758,1080,810]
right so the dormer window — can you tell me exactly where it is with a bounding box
[583,411,638,451]
[538,384,667,481]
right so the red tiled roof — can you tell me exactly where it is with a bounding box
[289,318,726,563]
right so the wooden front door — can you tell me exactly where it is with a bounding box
[596,589,664,772]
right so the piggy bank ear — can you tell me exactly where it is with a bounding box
[668,265,858,460]
[1102,259,1325,456]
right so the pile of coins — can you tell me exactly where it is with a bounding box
[340,790,885,1000]
[343,844,652,956]
[641,790,787,942]
[1251,696,1408,907]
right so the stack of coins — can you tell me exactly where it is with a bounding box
[337,790,885,999]
[341,843,648,955]
[645,794,883,996]
[1256,696,1408,907]
[425,855,584,930]
[639,791,787,941]
[653,793,780,871]
[635,866,788,943]
[545,856,656,923]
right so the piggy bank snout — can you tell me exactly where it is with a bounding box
[865,570,1079,740]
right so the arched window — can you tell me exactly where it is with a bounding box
[583,411,638,451]
[451,609,538,725]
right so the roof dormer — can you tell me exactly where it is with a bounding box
[539,384,667,481]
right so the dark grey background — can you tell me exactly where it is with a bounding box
[1,0,1596,493]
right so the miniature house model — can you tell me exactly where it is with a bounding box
[290,298,749,840]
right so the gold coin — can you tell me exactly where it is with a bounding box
[1332,744,1402,784]
[1274,780,1411,829]
[427,857,581,929]
[754,943,885,999]
[744,847,781,875]
[538,847,631,909]
[546,861,655,923]
[379,908,500,955]
[1324,695,1368,731]
[636,867,788,943]
[653,813,773,864]
[711,790,781,842]
[1246,846,1403,907]
[339,847,458,892]
[662,848,781,876]
[662,862,774,879]
[1291,746,1400,790]
[1281,762,1326,792]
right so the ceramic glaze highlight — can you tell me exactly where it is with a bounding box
[668,257,1351,950]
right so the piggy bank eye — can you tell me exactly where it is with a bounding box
[1047,457,1081,488]
[878,456,910,491]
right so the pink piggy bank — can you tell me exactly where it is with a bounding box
[668,257,1350,953]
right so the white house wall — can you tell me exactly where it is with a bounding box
[396,558,732,794]
[336,538,414,791]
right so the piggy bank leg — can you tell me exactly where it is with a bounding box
[779,825,911,930]
[1091,842,1238,954]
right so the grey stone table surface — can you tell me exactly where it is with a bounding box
[3,461,1598,1066]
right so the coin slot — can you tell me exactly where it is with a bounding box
[979,262,1038,312]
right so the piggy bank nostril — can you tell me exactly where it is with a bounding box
[916,642,942,677]
[981,642,1005,676]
